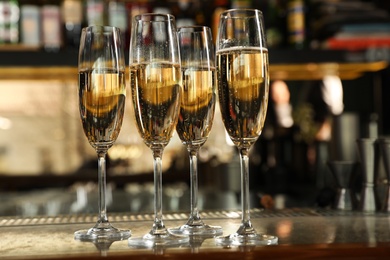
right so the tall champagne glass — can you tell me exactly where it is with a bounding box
[76,26,131,241]
[169,26,222,237]
[215,9,278,246]
[128,13,189,247]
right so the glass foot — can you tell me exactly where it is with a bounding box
[215,232,278,246]
[128,231,189,248]
[169,223,223,237]
[74,224,131,242]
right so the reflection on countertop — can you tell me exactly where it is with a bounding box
[1,208,390,259]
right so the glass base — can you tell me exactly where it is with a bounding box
[215,232,278,246]
[128,231,189,248]
[74,224,131,242]
[169,223,223,237]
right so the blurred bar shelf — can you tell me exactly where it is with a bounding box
[0,49,387,81]
[0,63,387,81]
[0,66,78,80]
[1,208,390,259]
[271,60,388,80]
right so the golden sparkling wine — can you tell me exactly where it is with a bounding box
[216,47,269,147]
[130,62,181,148]
[176,68,216,147]
[79,69,126,149]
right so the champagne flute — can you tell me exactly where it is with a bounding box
[128,13,189,247]
[215,9,278,246]
[75,26,131,241]
[169,26,222,237]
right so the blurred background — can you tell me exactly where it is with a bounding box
[0,0,389,216]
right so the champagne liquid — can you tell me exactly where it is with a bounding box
[216,47,269,148]
[130,62,181,148]
[176,68,216,147]
[79,69,126,150]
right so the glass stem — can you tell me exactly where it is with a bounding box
[238,147,255,235]
[188,148,202,225]
[152,148,166,235]
[97,150,109,225]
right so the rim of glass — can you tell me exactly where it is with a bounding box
[82,25,120,33]
[220,8,263,18]
[133,13,175,22]
[177,25,211,32]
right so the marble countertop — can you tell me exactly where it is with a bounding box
[1,208,390,259]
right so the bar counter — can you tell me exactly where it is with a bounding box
[1,208,390,259]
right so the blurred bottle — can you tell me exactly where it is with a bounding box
[20,2,40,47]
[152,0,170,14]
[41,1,62,51]
[126,0,151,30]
[263,0,286,48]
[172,0,207,27]
[107,0,127,46]
[193,1,206,26]
[287,0,306,49]
[0,0,20,44]
[86,0,105,26]
[211,0,230,43]
[61,0,83,50]
[171,0,195,28]
[231,0,251,9]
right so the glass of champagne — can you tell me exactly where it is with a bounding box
[215,9,278,246]
[169,26,222,237]
[75,26,131,241]
[128,13,189,247]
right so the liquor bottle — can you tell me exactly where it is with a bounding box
[0,0,20,44]
[125,0,151,31]
[193,1,206,25]
[231,0,251,9]
[263,0,285,48]
[86,0,105,26]
[20,2,40,47]
[170,0,195,28]
[61,0,83,50]
[41,0,62,51]
[108,0,127,32]
[152,0,170,14]
[287,0,306,49]
[211,0,230,42]
[107,0,127,47]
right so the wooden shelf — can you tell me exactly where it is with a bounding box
[0,60,386,81]
[270,60,388,80]
[0,66,77,80]
[0,49,386,81]
[0,44,41,52]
